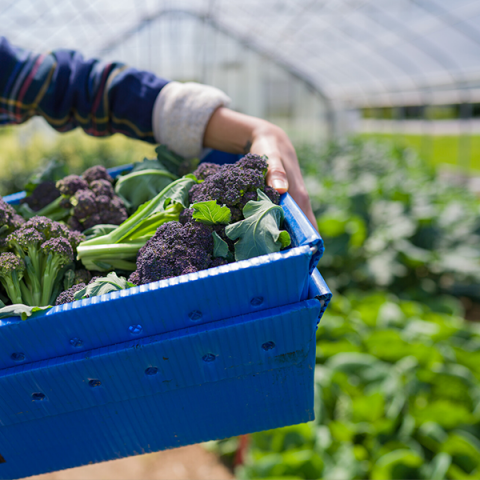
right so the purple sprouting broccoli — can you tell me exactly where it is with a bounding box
[71,189,97,219]
[55,283,86,306]
[73,269,92,286]
[191,162,221,181]
[20,181,61,212]
[4,216,84,306]
[129,220,215,285]
[189,153,280,222]
[58,168,127,232]
[0,253,26,304]
[90,179,114,197]
[56,175,89,196]
[0,196,24,252]
[82,166,113,185]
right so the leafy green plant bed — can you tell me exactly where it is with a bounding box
[217,290,480,480]
[299,139,480,304]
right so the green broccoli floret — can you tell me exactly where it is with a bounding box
[0,253,25,305]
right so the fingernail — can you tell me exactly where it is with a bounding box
[272,179,287,190]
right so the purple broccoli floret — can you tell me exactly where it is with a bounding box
[82,166,113,184]
[188,153,277,222]
[56,175,89,196]
[0,252,25,304]
[71,189,97,219]
[129,220,215,285]
[191,162,221,180]
[21,181,61,211]
[0,196,25,251]
[74,269,92,285]
[90,179,114,197]
[55,283,86,306]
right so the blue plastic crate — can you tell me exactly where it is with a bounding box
[0,158,331,478]
[0,269,330,479]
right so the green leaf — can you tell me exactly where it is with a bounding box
[73,272,134,301]
[212,231,232,260]
[130,157,170,173]
[24,159,68,195]
[371,449,423,480]
[115,168,177,211]
[225,189,291,261]
[0,304,52,321]
[191,201,231,225]
[155,145,199,177]
[82,224,119,241]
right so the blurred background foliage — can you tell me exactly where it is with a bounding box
[0,124,153,196]
[1,125,480,480]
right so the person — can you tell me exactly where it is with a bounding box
[0,37,316,227]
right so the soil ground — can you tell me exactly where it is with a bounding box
[23,445,234,480]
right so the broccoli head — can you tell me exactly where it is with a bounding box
[0,196,25,251]
[82,166,113,184]
[0,253,25,304]
[73,269,92,285]
[4,216,84,306]
[56,175,89,196]
[60,176,128,232]
[20,181,61,212]
[55,283,86,306]
[90,179,114,197]
[71,189,97,219]
[191,162,221,181]
[188,154,279,222]
[129,220,215,285]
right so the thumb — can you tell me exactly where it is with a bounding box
[265,156,289,194]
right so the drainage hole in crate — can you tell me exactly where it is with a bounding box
[250,296,264,307]
[69,338,83,348]
[189,310,203,321]
[10,352,25,362]
[89,379,102,388]
[202,353,216,363]
[129,324,143,335]
[145,366,159,376]
[31,392,45,401]
[262,341,276,351]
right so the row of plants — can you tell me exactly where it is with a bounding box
[234,290,480,479]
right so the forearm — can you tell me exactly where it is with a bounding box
[0,37,167,142]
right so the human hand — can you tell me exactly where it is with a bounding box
[203,107,318,230]
[248,123,317,229]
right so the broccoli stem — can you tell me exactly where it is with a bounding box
[23,256,43,306]
[0,275,23,305]
[40,255,67,306]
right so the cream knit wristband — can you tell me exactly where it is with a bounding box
[152,81,231,158]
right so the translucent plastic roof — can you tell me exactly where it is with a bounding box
[3,0,480,106]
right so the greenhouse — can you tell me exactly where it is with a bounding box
[1,1,480,479]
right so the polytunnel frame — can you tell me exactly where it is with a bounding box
[97,7,337,138]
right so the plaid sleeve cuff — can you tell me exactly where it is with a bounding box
[152,81,231,158]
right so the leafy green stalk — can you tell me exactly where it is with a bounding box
[18,196,70,222]
[77,176,197,271]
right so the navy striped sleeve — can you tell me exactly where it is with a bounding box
[0,37,169,143]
